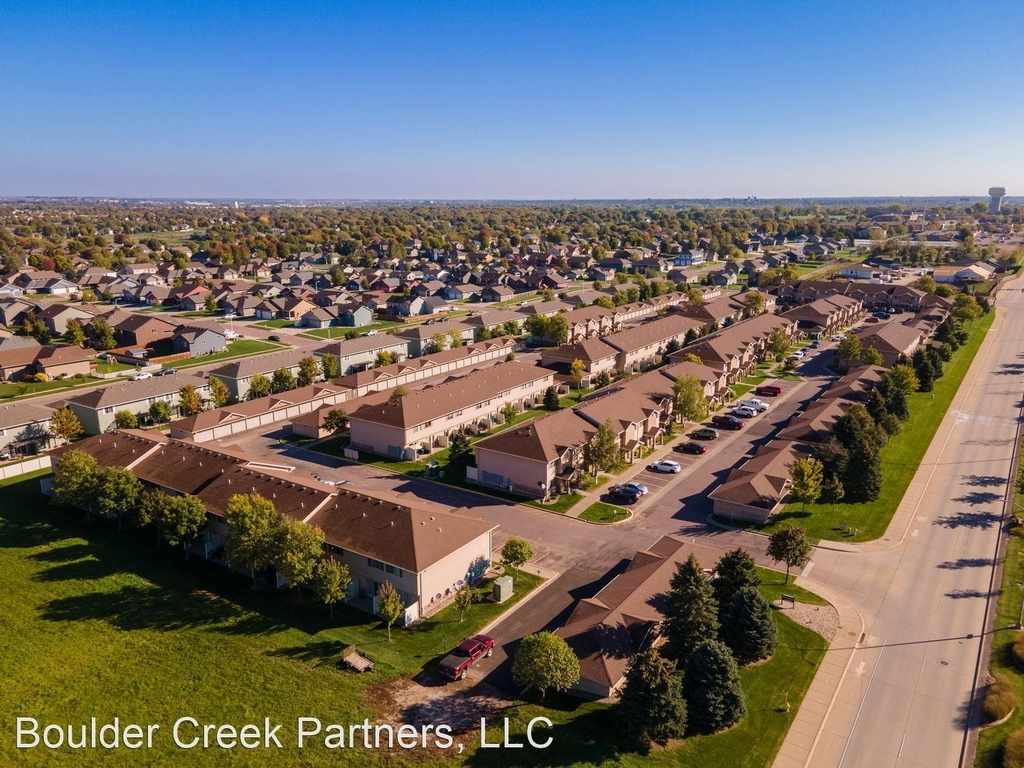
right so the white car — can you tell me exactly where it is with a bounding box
[364,330,378,336]
[731,406,758,418]
[737,398,769,412]
[130,372,152,381]
[647,460,681,474]
[224,330,240,339]
[790,350,806,359]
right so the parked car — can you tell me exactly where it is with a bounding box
[755,384,783,397]
[620,481,649,497]
[157,368,177,376]
[647,460,681,474]
[690,427,720,441]
[224,330,240,339]
[790,350,806,360]
[130,372,152,381]
[438,635,494,682]
[364,330,379,336]
[872,311,891,319]
[711,414,744,430]
[674,442,708,455]
[268,335,283,342]
[738,398,769,412]
[609,486,642,504]
[731,406,757,418]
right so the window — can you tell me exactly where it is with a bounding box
[385,564,403,577]
[367,558,385,570]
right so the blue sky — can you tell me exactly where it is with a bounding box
[1,0,1021,199]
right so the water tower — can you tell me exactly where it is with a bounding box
[989,186,1007,213]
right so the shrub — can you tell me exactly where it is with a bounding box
[983,673,1018,723]
[1004,727,1024,768]
[1013,634,1024,670]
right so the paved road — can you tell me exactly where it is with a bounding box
[794,284,1023,768]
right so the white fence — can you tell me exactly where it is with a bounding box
[0,456,51,481]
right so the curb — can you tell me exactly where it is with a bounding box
[475,566,562,639]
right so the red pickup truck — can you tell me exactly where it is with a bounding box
[439,634,494,681]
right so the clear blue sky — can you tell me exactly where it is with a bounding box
[1,0,1021,199]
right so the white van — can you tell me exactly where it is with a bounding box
[738,398,769,412]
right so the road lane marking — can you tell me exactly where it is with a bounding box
[854,661,865,676]
[838,641,886,768]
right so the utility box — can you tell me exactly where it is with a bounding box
[493,575,514,603]
[425,461,440,478]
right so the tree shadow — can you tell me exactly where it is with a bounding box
[934,511,1002,529]
[951,491,1003,506]
[936,558,994,570]
[944,589,996,600]
[265,640,346,667]
[960,475,1007,488]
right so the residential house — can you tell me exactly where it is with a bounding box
[64,372,210,434]
[539,337,619,386]
[393,322,475,357]
[208,349,320,401]
[36,303,96,335]
[171,325,228,358]
[0,402,53,456]
[110,313,179,349]
[855,322,923,366]
[709,441,807,523]
[600,313,704,373]
[781,295,864,337]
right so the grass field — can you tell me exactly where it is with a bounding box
[578,502,630,524]
[463,575,829,768]
[743,311,994,542]
[0,471,541,766]
[298,320,403,340]
[169,339,285,368]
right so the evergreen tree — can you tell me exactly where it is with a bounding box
[912,349,934,392]
[865,388,888,423]
[619,648,687,749]
[821,475,845,512]
[683,640,747,734]
[712,549,761,621]
[885,386,910,421]
[721,587,778,664]
[844,439,883,502]
[543,385,560,410]
[447,432,473,477]
[664,554,720,663]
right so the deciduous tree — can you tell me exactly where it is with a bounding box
[316,557,351,619]
[569,358,586,389]
[161,494,207,551]
[323,408,347,433]
[585,419,624,474]
[49,406,83,444]
[511,631,580,699]
[766,524,812,584]
[270,367,295,393]
[297,356,320,387]
[63,319,86,347]
[320,353,339,380]
[375,350,397,368]
[789,457,824,511]
[376,580,405,641]
[224,493,285,588]
[208,376,231,408]
[836,333,862,372]
[502,401,518,426]
[453,584,473,622]
[114,410,138,429]
[149,400,172,423]
[501,537,534,583]
[178,383,204,416]
[673,374,708,423]
[275,518,325,596]
[95,466,143,525]
[447,432,473,477]
[52,449,100,511]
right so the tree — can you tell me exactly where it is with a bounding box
[721,587,778,664]
[501,537,534,583]
[619,648,687,749]
[672,374,708,423]
[375,350,397,368]
[911,275,937,294]
[913,351,935,392]
[511,631,580,699]
[543,385,560,410]
[833,403,885,452]
[884,364,919,396]
[766,524,812,584]
[275,518,325,596]
[63,319,86,347]
[569,358,586,389]
[861,346,884,366]
[821,475,845,512]
[376,580,405,641]
[844,440,882,502]
[316,557,351,619]
[836,333,862,371]
[664,554,720,663]
[686,287,705,307]
[585,419,624,474]
[712,548,761,621]
[320,353,339,381]
[161,494,207,550]
[425,331,449,355]
[49,406,83,444]
[297,356,320,387]
[208,376,231,408]
[885,385,910,421]
[149,400,172,423]
[203,292,217,313]
[94,466,143,524]
[323,408,347,433]
[742,291,766,318]
[51,449,100,511]
[683,640,747,734]
[178,384,204,416]
[789,457,824,511]
[453,584,473,622]
[952,293,983,325]
[502,401,518,426]
[766,328,790,358]
[547,314,569,344]
[447,432,473,477]
[270,367,295,393]
[88,316,117,351]
[224,493,285,588]
[448,329,464,349]
[390,385,409,400]
[114,410,138,429]
[248,373,271,400]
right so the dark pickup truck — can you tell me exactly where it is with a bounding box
[439,634,494,681]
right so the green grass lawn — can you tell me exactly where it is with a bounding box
[95,360,137,375]
[0,376,96,399]
[525,493,583,515]
[0,472,542,766]
[170,339,285,368]
[748,311,994,542]
[464,585,828,768]
[298,320,403,340]
[578,502,630,524]
[730,383,755,399]
[251,318,301,329]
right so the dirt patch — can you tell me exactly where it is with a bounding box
[773,599,839,641]
[368,673,513,735]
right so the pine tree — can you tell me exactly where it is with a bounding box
[664,554,719,663]
[683,640,747,734]
[619,649,687,749]
[712,549,761,621]
[721,587,778,664]
[844,439,882,502]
